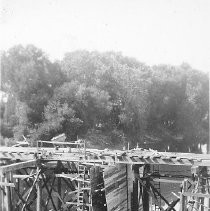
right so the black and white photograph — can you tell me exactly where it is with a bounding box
[0,0,209,210]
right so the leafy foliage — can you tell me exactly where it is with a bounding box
[0,46,209,152]
[1,45,65,126]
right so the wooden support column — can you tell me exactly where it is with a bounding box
[142,178,150,211]
[208,170,210,211]
[36,166,42,211]
[132,165,139,211]
[58,177,61,209]
[179,179,187,211]
[36,179,41,211]
[16,173,20,210]
[90,166,106,211]
[142,165,151,211]
[200,167,207,211]
[56,161,62,209]
[1,175,5,211]
[5,173,12,211]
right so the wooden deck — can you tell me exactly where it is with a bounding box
[1,146,210,167]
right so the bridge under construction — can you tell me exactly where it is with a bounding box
[0,140,210,211]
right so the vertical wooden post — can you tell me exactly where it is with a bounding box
[208,133,210,208]
[142,165,150,211]
[127,164,133,211]
[1,175,5,211]
[207,132,210,208]
[132,165,139,211]
[58,177,61,209]
[5,173,12,211]
[36,167,42,211]
[208,130,210,154]
[9,171,13,211]
[179,179,188,211]
[200,167,207,211]
[17,177,20,211]
[208,170,210,211]
[55,160,63,210]
[142,178,150,211]
[126,164,129,211]
[57,161,62,209]
[90,166,106,211]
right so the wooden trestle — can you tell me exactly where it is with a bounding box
[0,141,210,211]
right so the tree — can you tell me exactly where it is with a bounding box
[41,81,112,141]
[146,64,209,152]
[1,46,208,151]
[60,51,150,146]
[1,45,65,127]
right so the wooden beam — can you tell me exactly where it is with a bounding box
[38,140,85,146]
[56,161,62,210]
[55,174,90,183]
[0,182,15,187]
[36,167,42,211]
[66,201,92,206]
[132,165,139,211]
[13,174,35,179]
[153,178,182,184]
[142,165,150,211]
[183,192,210,198]
[5,174,12,211]
[0,160,36,174]
[179,179,188,211]
[1,176,5,211]
[68,188,91,195]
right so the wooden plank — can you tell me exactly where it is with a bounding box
[90,166,106,211]
[1,147,210,167]
[1,176,5,211]
[103,164,128,211]
[36,168,42,211]
[183,192,210,198]
[0,160,36,173]
[38,140,85,146]
[153,178,182,184]
[179,179,188,211]
[142,165,150,211]
[68,188,91,195]
[66,201,92,206]
[132,165,139,211]
[0,182,15,187]
[56,161,62,210]
[5,174,12,211]
[55,174,90,183]
[13,174,35,179]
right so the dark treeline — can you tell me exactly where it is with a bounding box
[0,45,209,152]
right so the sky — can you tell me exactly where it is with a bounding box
[1,0,210,72]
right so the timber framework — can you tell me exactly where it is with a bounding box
[0,140,210,211]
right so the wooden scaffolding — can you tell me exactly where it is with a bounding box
[0,142,210,211]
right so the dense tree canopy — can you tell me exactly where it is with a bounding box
[0,45,209,152]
